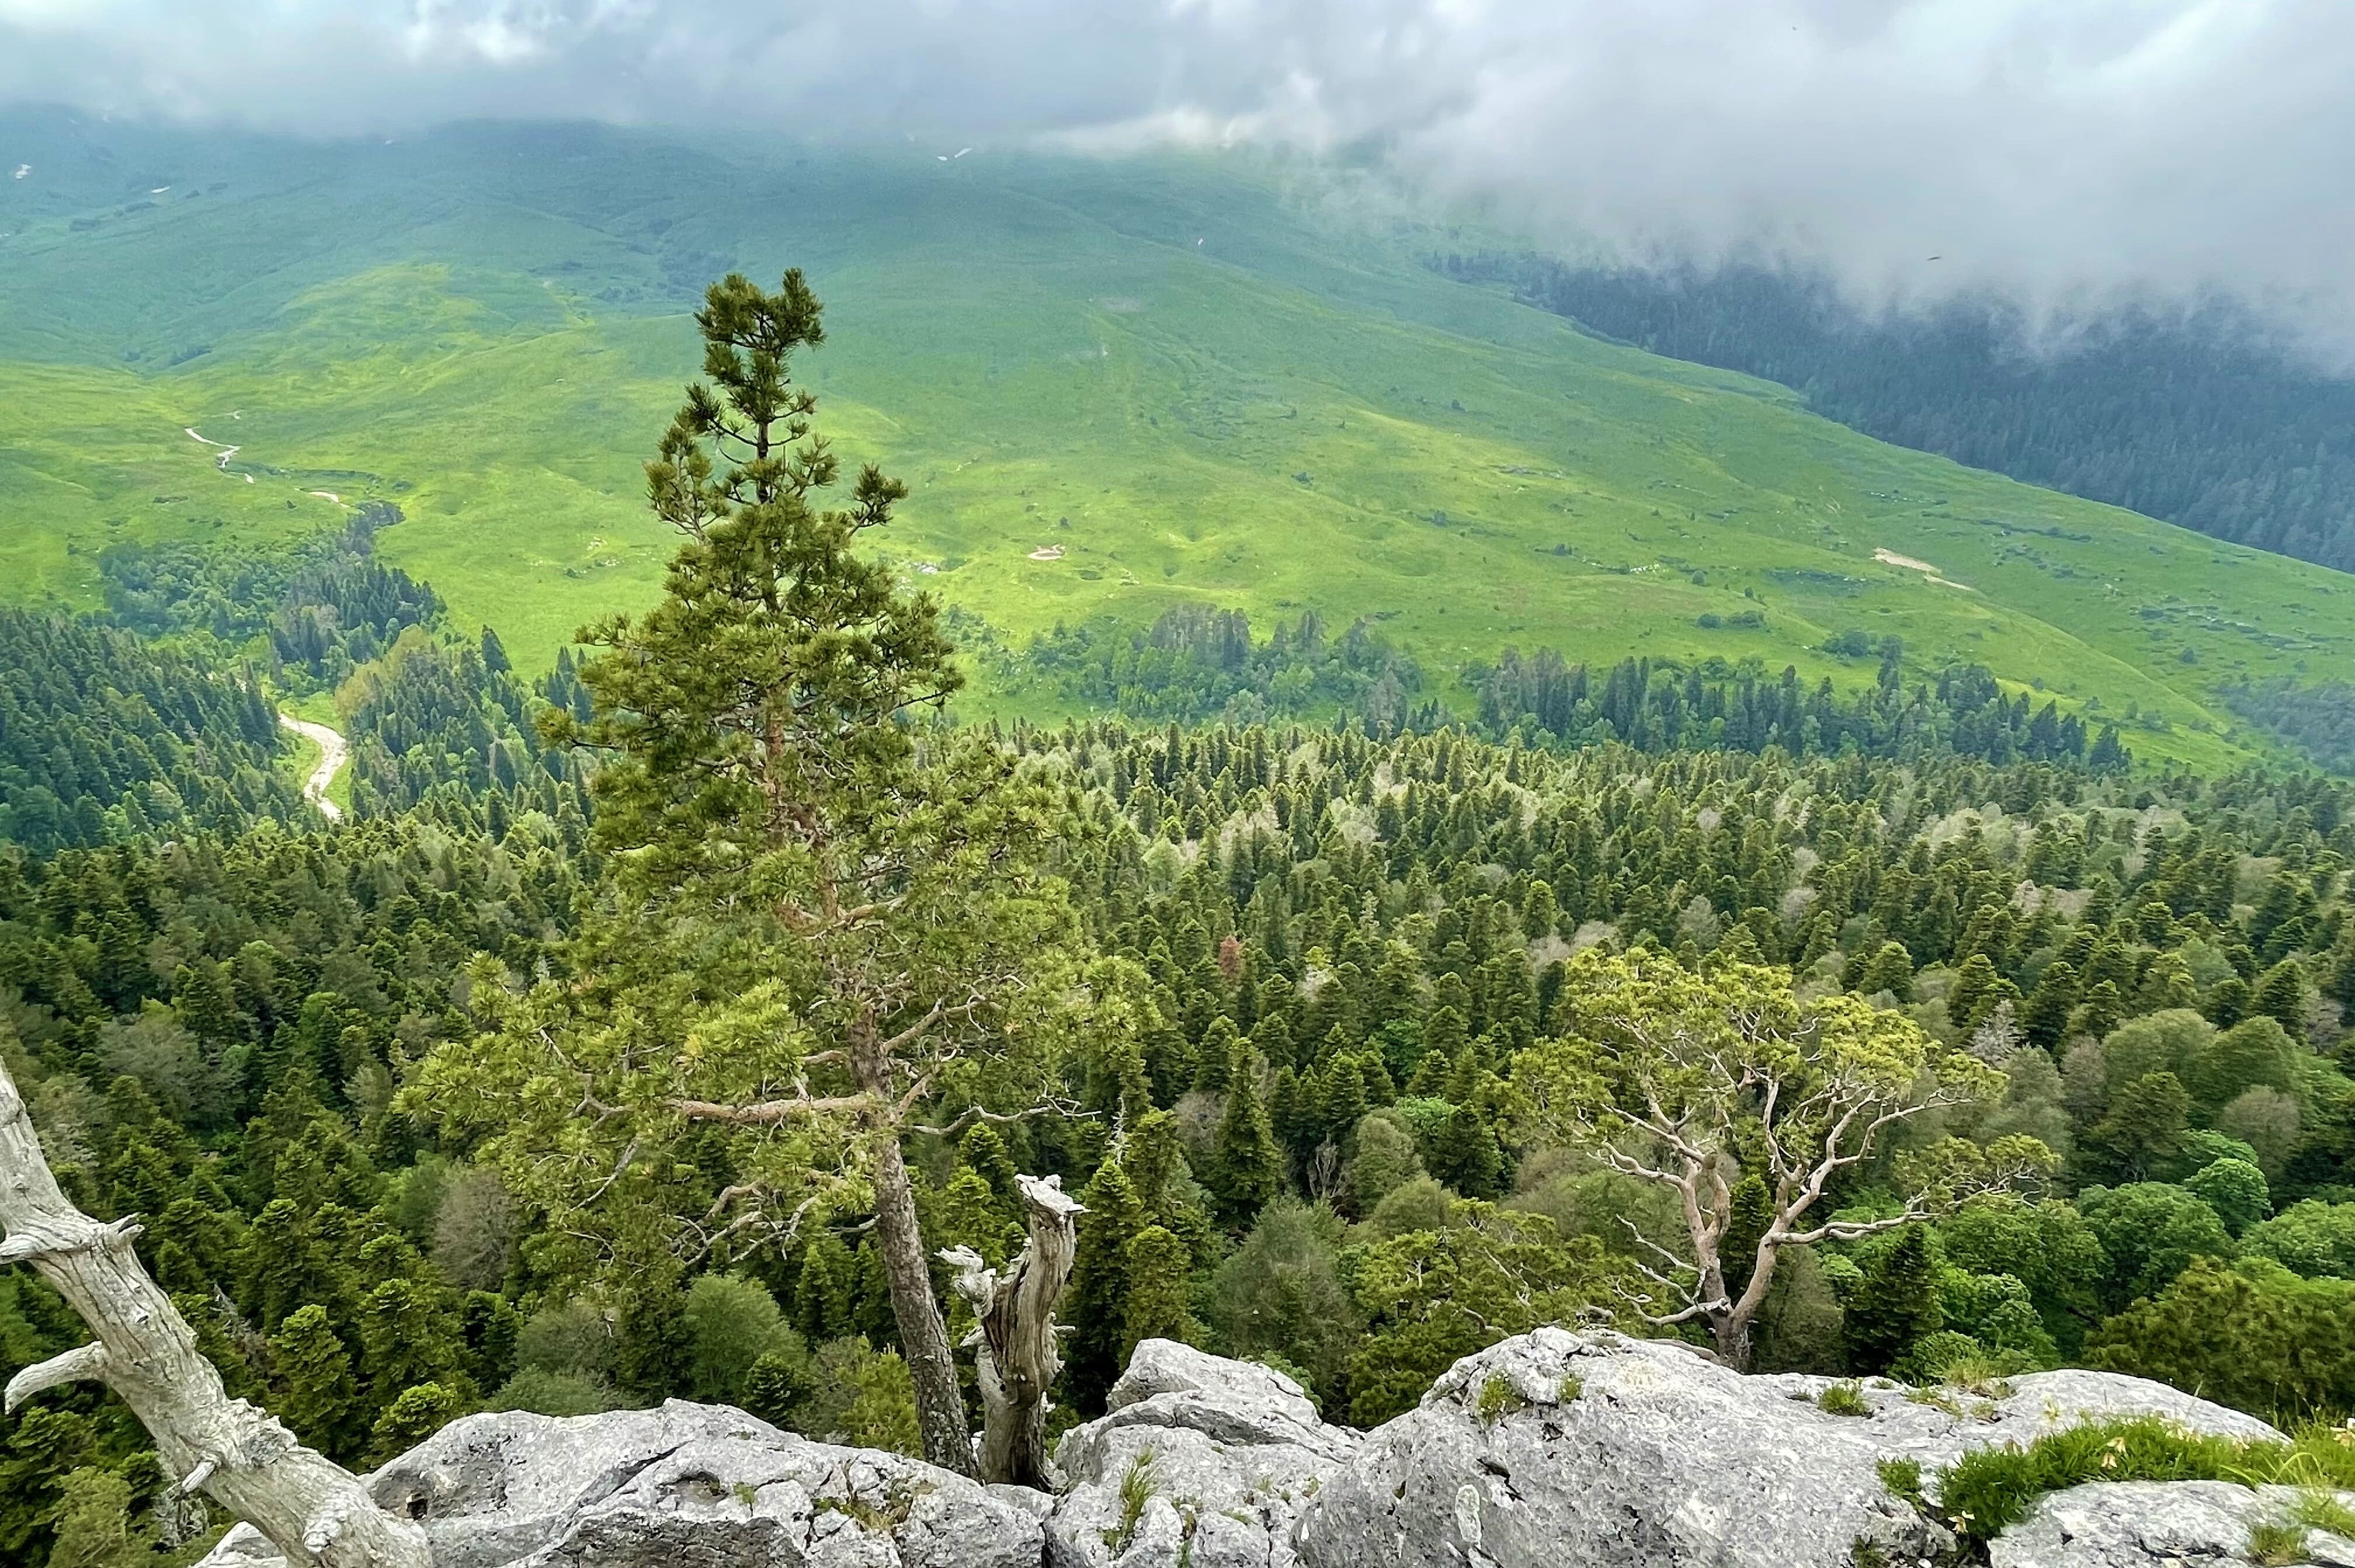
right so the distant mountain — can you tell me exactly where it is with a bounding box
[1444,256,2355,576]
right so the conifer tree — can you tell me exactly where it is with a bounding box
[1843,1226,1941,1375]
[2250,960,2306,1035]
[1121,1225,1196,1360]
[1061,1157,1148,1409]
[422,272,1093,1476]
[1212,1048,1283,1229]
[270,1304,362,1461]
[1858,941,1915,1002]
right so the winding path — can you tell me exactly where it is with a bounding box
[278,714,347,822]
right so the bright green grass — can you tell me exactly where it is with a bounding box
[2,114,2349,770]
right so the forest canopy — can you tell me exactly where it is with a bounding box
[5,268,2355,1567]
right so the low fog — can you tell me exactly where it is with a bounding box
[2,0,2347,340]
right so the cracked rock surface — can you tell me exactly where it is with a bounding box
[196,1400,1043,1568]
[192,1331,2310,1568]
[1293,1328,2281,1568]
[1044,1339,1359,1568]
[1987,1479,2355,1567]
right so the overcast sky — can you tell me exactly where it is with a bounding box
[2,0,2347,337]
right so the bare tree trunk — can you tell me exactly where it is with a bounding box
[941,1174,1083,1488]
[0,1057,429,1568]
[867,1129,975,1477]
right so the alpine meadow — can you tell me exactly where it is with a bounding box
[8,48,2355,1568]
[4,111,2352,773]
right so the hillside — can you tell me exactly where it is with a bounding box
[1447,253,2355,575]
[2,112,2350,770]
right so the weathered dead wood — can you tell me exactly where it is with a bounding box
[940,1172,1084,1487]
[0,1054,429,1567]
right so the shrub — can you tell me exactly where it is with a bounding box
[1817,1381,1871,1417]
[487,1367,619,1417]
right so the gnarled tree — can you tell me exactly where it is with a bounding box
[1517,950,2051,1369]
[412,270,1089,1478]
[939,1173,1084,1487]
[0,1054,428,1567]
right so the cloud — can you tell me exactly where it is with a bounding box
[2,1,2347,336]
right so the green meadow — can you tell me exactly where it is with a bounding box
[2,113,2347,769]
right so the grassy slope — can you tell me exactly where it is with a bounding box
[1,114,2347,770]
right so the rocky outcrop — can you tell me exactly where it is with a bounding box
[1990,1482,2355,1567]
[1045,1339,1359,1568]
[197,1400,1043,1568]
[1294,1327,2284,1568]
[194,1330,2322,1568]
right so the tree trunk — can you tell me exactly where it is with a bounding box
[848,1016,974,1476]
[0,1056,429,1568]
[940,1174,1084,1487]
[867,1131,974,1476]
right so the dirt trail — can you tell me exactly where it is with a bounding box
[278,714,346,822]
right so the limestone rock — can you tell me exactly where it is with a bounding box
[1046,1339,1360,1568]
[196,1399,1042,1568]
[1294,1327,2280,1568]
[1989,1481,2355,1567]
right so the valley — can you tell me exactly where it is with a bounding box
[3,113,2350,771]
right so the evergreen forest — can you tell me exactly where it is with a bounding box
[6,267,2355,1568]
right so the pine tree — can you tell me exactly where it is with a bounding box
[367,1382,466,1466]
[1121,1225,1197,1361]
[2020,959,2079,1049]
[2250,960,2305,1035]
[435,269,1083,1479]
[1859,941,1915,1002]
[1062,1159,1148,1410]
[1211,1048,1283,1229]
[1843,1227,1941,1376]
[1426,1104,1505,1199]
[271,1303,362,1461]
[45,1466,152,1568]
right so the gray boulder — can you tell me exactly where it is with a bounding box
[1295,1327,2280,1568]
[1990,1482,2355,1567]
[1046,1339,1360,1568]
[196,1399,1042,1568]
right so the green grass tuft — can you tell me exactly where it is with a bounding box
[2247,1520,2308,1566]
[1936,1417,2355,1546]
[1818,1382,1872,1418]
[1477,1373,1529,1425]
[2294,1489,2355,1541]
[1875,1458,1925,1508]
[1109,1451,1158,1554]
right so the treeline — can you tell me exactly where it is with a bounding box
[2224,679,2355,777]
[1473,644,2127,770]
[0,610,298,852]
[1027,605,1433,730]
[100,503,438,696]
[1439,255,2355,575]
[1027,606,2126,771]
[99,511,595,822]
